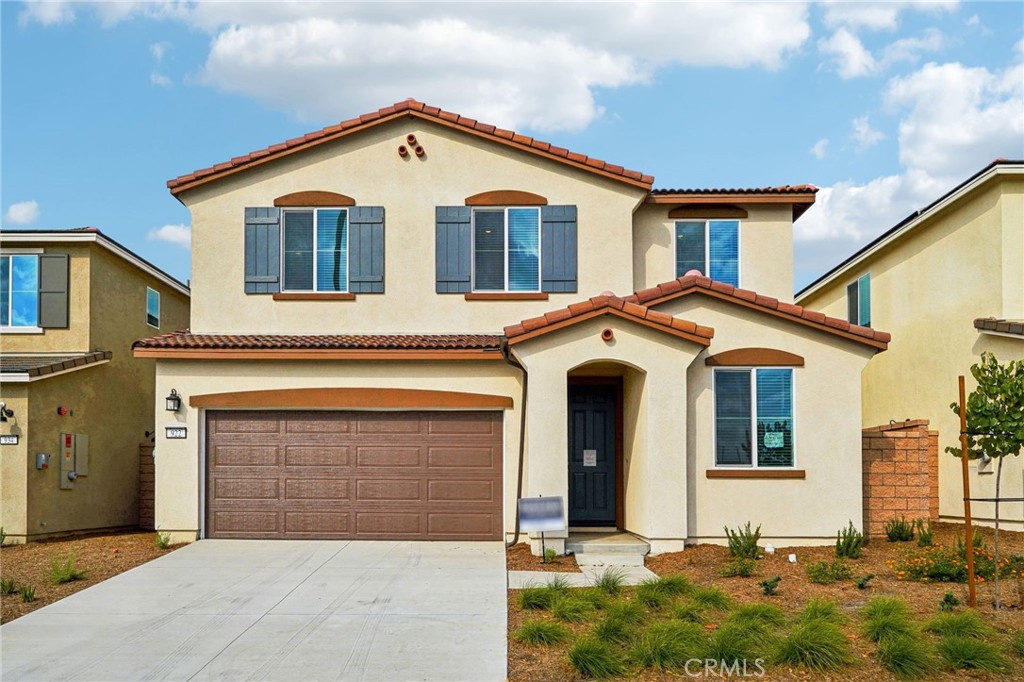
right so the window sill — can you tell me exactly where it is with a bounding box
[272,293,356,301]
[706,469,805,479]
[464,293,549,301]
[0,326,44,335]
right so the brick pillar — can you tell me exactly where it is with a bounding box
[862,420,939,538]
[139,442,155,530]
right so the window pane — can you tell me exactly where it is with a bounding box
[715,370,752,465]
[283,211,314,291]
[316,209,348,292]
[756,369,793,467]
[675,222,705,277]
[708,220,739,286]
[846,281,859,324]
[474,210,505,290]
[507,208,539,291]
[146,288,160,327]
[10,255,38,327]
[1,256,9,326]
[858,274,871,327]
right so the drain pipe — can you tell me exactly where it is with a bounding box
[501,337,528,548]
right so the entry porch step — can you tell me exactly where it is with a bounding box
[566,531,650,557]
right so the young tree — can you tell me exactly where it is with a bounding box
[947,352,1024,609]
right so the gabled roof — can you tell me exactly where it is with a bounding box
[504,294,714,347]
[625,273,890,350]
[649,185,818,196]
[974,317,1024,338]
[167,99,655,196]
[797,159,1024,301]
[0,351,112,382]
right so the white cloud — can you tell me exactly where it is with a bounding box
[150,72,172,88]
[147,223,191,248]
[821,1,958,31]
[966,14,980,27]
[819,28,877,78]
[19,0,75,26]
[150,41,170,62]
[3,200,40,225]
[810,138,829,159]
[851,115,885,151]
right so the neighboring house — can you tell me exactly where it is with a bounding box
[134,100,889,553]
[797,160,1024,532]
[0,228,190,543]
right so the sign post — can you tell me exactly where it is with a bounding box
[518,496,566,563]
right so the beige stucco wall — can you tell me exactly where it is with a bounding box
[654,296,876,544]
[632,204,796,302]
[181,117,648,335]
[798,175,1024,529]
[152,359,522,542]
[0,386,29,540]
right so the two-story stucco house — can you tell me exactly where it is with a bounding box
[134,100,889,554]
[0,228,190,543]
[798,160,1024,532]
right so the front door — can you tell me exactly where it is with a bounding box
[568,384,617,526]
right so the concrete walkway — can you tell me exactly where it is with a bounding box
[507,564,657,589]
[1,540,507,682]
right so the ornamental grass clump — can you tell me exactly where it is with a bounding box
[552,596,594,623]
[515,620,571,646]
[729,604,787,629]
[862,597,916,643]
[691,586,732,611]
[518,585,559,610]
[629,621,707,669]
[884,516,915,542]
[605,600,646,625]
[634,575,691,610]
[706,622,766,667]
[924,610,992,639]
[877,633,939,679]
[568,637,626,679]
[593,567,626,596]
[672,601,708,624]
[937,636,1009,672]
[805,560,852,585]
[798,598,845,626]
[48,555,86,585]
[593,614,639,645]
[772,620,852,671]
[720,558,758,578]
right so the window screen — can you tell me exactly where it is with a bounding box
[715,370,752,465]
[283,210,315,291]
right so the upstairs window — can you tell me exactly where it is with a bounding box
[282,208,348,292]
[715,368,794,468]
[0,254,39,328]
[146,287,160,328]
[675,220,739,286]
[472,207,540,292]
[847,274,870,326]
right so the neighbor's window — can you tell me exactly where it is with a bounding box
[846,274,870,326]
[714,368,794,467]
[0,254,40,328]
[676,220,739,286]
[146,287,160,328]
[473,208,540,292]
[282,208,348,292]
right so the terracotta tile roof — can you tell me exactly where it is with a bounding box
[650,185,818,195]
[167,99,654,195]
[504,294,714,347]
[624,273,890,349]
[132,332,503,351]
[0,351,112,377]
[974,317,1024,337]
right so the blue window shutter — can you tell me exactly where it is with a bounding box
[858,274,871,327]
[244,207,281,294]
[435,206,472,293]
[39,254,69,328]
[348,206,385,293]
[540,205,577,293]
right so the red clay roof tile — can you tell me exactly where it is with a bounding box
[132,333,503,352]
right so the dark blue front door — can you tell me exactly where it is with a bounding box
[568,384,617,525]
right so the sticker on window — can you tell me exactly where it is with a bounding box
[763,432,785,449]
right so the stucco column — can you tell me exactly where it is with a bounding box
[522,365,569,554]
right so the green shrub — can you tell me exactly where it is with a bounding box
[518,585,558,610]
[724,522,761,559]
[691,586,732,611]
[924,611,992,639]
[799,598,845,625]
[835,521,865,559]
[705,622,766,667]
[729,604,787,628]
[672,601,708,624]
[853,572,875,589]
[863,597,911,621]
[593,614,638,645]
[654,574,695,596]
[939,591,961,612]
[515,620,571,646]
[884,516,915,542]
[543,548,557,563]
[773,620,852,671]
[915,519,934,547]
[605,600,645,625]
[1,578,16,595]
[937,636,1008,672]
[577,588,609,611]
[48,555,86,585]
[19,584,35,603]
[594,567,626,596]
[552,596,593,623]
[546,575,572,593]
[805,560,852,585]
[877,633,938,679]
[568,637,626,679]
[155,532,171,550]
[629,621,707,669]
[720,558,757,578]
[759,576,781,596]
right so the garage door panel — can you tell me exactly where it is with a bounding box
[206,410,502,540]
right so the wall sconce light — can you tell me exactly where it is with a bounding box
[165,389,182,413]
[0,402,14,422]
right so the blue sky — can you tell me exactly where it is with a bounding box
[2,1,1022,290]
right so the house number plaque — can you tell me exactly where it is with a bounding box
[165,427,188,439]
[0,435,18,446]
[583,449,597,467]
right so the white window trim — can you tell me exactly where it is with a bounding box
[846,273,870,326]
[280,207,350,293]
[1,253,41,330]
[146,286,161,329]
[712,367,797,469]
[470,206,542,293]
[0,326,44,335]
[674,219,742,287]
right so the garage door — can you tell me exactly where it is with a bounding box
[205,410,503,540]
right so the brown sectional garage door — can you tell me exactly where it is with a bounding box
[205,410,503,540]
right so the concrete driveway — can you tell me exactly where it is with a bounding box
[1,540,507,682]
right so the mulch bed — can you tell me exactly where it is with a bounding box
[508,522,1024,681]
[0,531,181,623]
[507,542,582,573]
